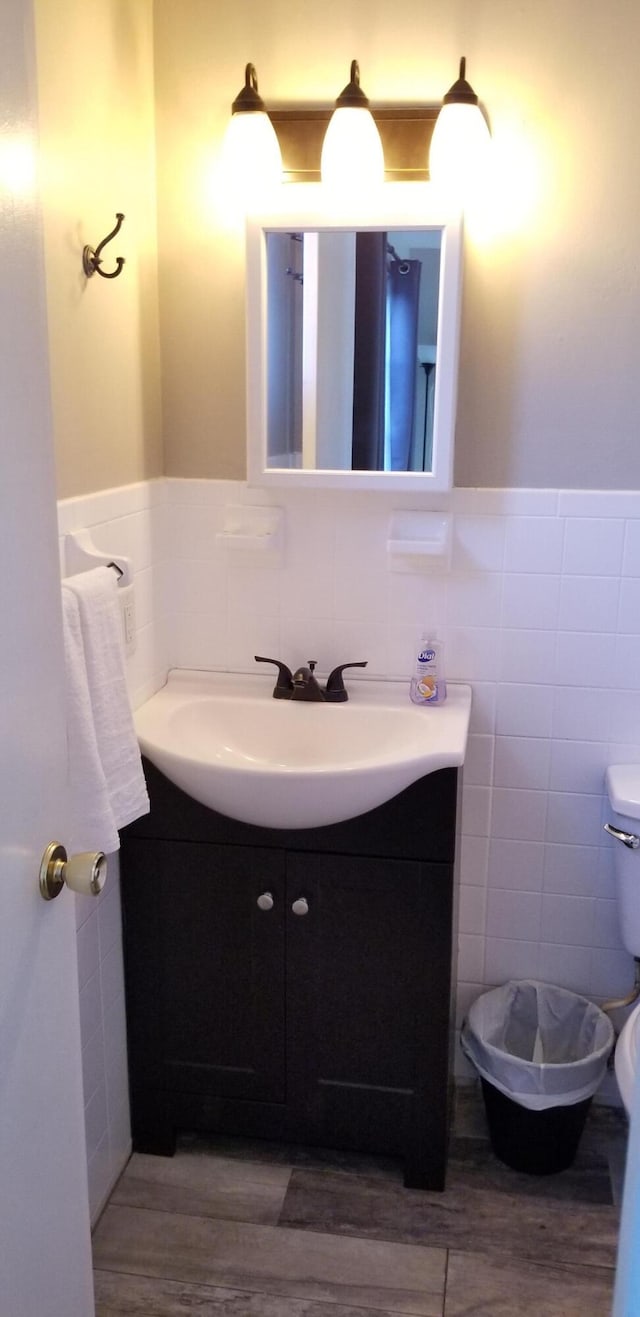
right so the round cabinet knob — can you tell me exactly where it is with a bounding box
[39,842,107,902]
[291,897,309,917]
[257,891,274,911]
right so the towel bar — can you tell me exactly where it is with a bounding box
[64,530,132,586]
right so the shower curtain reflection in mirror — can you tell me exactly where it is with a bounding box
[266,228,441,473]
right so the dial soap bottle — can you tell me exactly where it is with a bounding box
[410,634,447,705]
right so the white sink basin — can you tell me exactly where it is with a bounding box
[615,998,640,1114]
[134,669,472,830]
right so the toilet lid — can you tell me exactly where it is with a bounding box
[607,764,640,819]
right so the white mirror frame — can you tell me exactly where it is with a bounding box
[246,184,463,492]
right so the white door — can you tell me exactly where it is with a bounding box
[0,3,94,1315]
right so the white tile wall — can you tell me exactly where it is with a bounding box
[58,481,166,1222]
[57,478,168,710]
[75,858,131,1224]
[61,477,640,1136]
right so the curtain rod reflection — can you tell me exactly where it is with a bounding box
[284,234,411,285]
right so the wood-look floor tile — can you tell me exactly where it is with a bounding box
[93,1204,446,1315]
[111,1149,290,1223]
[452,1086,490,1140]
[455,1083,627,1158]
[607,1137,627,1212]
[279,1163,618,1269]
[181,1131,402,1183]
[579,1103,628,1154]
[443,1249,614,1316]
[447,1136,613,1204]
[94,1270,417,1315]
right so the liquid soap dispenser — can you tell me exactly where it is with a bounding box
[410,634,447,705]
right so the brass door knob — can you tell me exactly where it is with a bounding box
[39,842,107,901]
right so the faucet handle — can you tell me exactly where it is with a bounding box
[254,655,294,699]
[325,661,368,703]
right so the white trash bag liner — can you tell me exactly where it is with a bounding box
[461,980,614,1112]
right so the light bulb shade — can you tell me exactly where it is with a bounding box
[222,63,282,202]
[429,62,489,199]
[321,60,384,191]
[223,111,282,189]
[428,100,490,197]
[321,106,384,191]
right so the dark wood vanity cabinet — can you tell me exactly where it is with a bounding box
[120,759,458,1189]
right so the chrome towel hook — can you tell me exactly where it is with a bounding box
[82,212,126,279]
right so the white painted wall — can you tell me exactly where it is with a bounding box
[314,232,356,470]
[153,0,640,490]
[34,0,161,500]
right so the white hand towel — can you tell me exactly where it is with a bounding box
[61,585,120,854]
[62,566,149,849]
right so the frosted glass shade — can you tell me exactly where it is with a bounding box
[222,110,282,201]
[321,107,385,192]
[428,102,490,198]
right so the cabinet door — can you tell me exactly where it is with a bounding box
[286,852,453,1171]
[122,838,286,1106]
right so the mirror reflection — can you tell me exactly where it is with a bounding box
[266,228,442,473]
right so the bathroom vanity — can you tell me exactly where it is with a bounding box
[120,757,459,1190]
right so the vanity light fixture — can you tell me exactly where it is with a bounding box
[428,57,491,196]
[227,56,489,193]
[320,60,385,192]
[222,63,283,199]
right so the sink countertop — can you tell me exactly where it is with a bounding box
[134,669,472,830]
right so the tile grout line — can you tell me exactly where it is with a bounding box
[441,1247,450,1316]
[276,1164,294,1227]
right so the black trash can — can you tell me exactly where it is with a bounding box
[480,1078,593,1175]
[461,980,614,1175]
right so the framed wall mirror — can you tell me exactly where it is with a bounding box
[246,185,463,491]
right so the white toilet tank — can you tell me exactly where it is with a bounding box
[606,765,640,957]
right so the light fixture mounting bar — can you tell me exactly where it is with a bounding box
[269,105,439,182]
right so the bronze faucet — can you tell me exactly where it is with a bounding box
[255,657,367,702]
